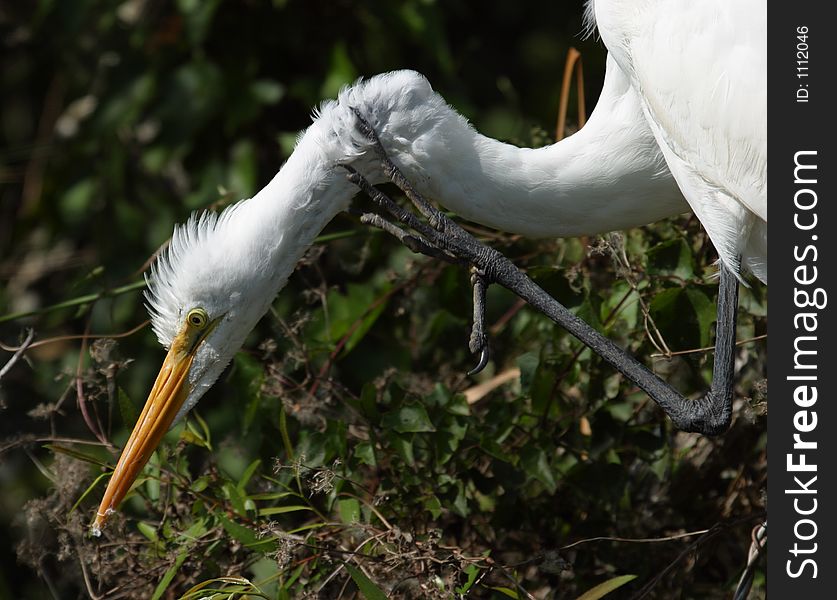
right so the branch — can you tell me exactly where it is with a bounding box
[0,328,35,385]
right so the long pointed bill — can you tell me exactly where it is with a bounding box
[91,331,197,535]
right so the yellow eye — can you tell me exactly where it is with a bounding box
[186,308,209,329]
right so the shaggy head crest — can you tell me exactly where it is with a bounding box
[144,203,247,348]
[581,0,599,39]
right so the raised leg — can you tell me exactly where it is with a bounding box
[346,112,739,436]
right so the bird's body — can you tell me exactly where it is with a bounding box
[591,0,766,280]
[94,0,766,531]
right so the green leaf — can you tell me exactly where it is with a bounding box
[382,404,436,433]
[391,434,415,468]
[530,362,558,414]
[357,382,381,420]
[192,411,212,449]
[646,238,695,280]
[218,514,259,546]
[600,281,639,330]
[490,587,520,598]
[423,495,442,519]
[574,574,638,600]
[520,445,557,493]
[237,459,262,494]
[180,517,209,541]
[60,179,97,226]
[222,481,250,516]
[354,442,377,467]
[179,577,270,600]
[145,452,161,501]
[150,548,188,600]
[137,521,158,542]
[44,444,106,467]
[446,391,471,417]
[516,352,539,393]
[455,563,480,594]
[480,438,514,463]
[258,505,314,517]
[180,424,211,450]
[228,139,257,198]
[451,481,470,517]
[344,564,388,600]
[70,472,111,514]
[311,283,390,355]
[684,287,716,348]
[320,42,359,98]
[190,475,210,493]
[649,286,716,349]
[338,498,361,524]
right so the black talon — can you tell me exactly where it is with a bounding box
[468,343,491,376]
[467,267,491,375]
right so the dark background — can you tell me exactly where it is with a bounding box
[1,1,766,598]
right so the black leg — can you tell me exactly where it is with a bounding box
[663,260,738,434]
[346,111,740,436]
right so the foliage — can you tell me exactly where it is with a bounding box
[1,1,766,598]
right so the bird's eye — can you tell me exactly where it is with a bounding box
[186,308,209,329]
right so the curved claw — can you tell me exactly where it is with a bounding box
[467,344,491,376]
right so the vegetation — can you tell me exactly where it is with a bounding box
[1,1,766,598]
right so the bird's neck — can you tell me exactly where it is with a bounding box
[367,64,686,238]
[241,63,688,290]
[241,124,358,297]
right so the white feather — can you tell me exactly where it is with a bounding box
[145,3,765,419]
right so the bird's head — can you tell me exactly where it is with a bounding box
[90,69,431,534]
[92,204,284,534]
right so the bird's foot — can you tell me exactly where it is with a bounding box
[343,113,502,377]
[349,107,461,238]
[467,267,491,375]
[344,164,493,376]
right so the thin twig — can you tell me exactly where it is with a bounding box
[733,522,766,600]
[651,334,767,358]
[0,328,35,383]
[628,515,764,600]
[0,280,147,324]
[491,562,537,600]
[316,532,386,594]
[0,320,149,352]
[76,539,103,600]
[0,435,108,456]
[75,320,108,446]
[560,528,711,551]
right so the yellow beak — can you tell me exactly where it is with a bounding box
[92,327,199,534]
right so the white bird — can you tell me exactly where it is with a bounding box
[92,0,766,532]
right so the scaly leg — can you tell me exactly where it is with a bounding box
[346,111,739,435]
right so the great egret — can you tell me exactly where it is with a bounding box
[92,0,766,533]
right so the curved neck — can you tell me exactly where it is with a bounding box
[377,60,687,237]
[242,119,358,293]
[241,60,688,286]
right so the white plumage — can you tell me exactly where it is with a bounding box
[591,0,766,281]
[94,0,766,530]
